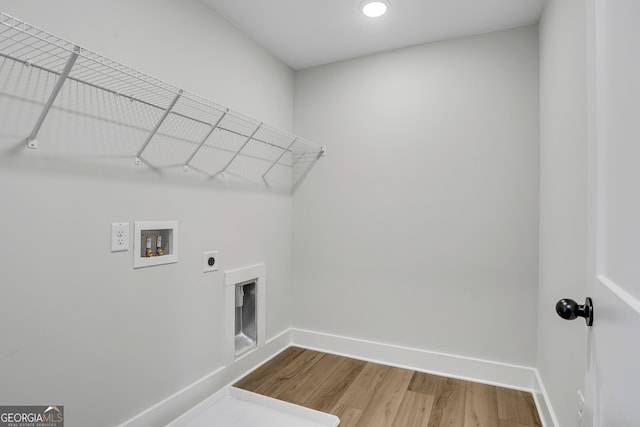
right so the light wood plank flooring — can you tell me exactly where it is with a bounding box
[234,347,542,427]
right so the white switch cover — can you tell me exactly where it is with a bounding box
[111,223,129,252]
[203,251,219,272]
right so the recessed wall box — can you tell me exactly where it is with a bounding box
[234,280,257,357]
[224,264,266,365]
[133,221,178,268]
[203,250,219,273]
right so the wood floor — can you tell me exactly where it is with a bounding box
[234,347,542,427]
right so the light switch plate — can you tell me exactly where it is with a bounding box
[203,251,219,272]
[111,223,129,252]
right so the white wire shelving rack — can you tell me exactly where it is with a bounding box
[0,12,325,190]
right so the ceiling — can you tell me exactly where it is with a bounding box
[203,0,545,70]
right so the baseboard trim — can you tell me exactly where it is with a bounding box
[532,369,560,427]
[291,328,536,391]
[117,329,292,427]
[119,327,556,426]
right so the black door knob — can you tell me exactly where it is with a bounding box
[556,297,593,326]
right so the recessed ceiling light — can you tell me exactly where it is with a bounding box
[361,1,389,18]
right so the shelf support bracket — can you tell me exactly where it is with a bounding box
[217,123,262,177]
[27,45,80,149]
[135,89,182,165]
[183,109,228,172]
[292,147,325,193]
[261,137,297,182]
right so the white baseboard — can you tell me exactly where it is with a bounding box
[291,328,536,391]
[532,369,560,427]
[118,327,556,427]
[117,329,292,427]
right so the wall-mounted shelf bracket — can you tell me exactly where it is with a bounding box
[216,123,262,177]
[26,45,80,149]
[183,109,229,172]
[135,89,183,165]
[292,148,325,192]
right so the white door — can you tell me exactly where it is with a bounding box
[584,0,640,426]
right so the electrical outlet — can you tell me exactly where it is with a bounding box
[203,250,219,272]
[111,223,129,252]
[576,390,585,425]
[577,390,585,410]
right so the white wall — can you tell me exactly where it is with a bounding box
[293,26,539,367]
[537,0,588,425]
[0,1,294,426]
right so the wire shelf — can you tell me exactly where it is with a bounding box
[0,12,324,190]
